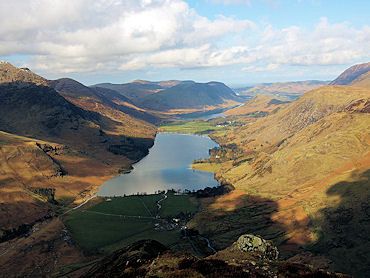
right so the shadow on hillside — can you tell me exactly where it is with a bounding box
[194,194,288,255]
[306,169,370,278]
[0,82,154,163]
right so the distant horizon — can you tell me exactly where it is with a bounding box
[0,57,360,88]
[92,78,331,89]
[2,58,335,88]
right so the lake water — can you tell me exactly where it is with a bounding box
[189,113,226,121]
[170,108,229,121]
[98,133,219,196]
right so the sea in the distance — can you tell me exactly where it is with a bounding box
[98,133,219,196]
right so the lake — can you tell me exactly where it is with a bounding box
[98,133,219,196]
[171,108,226,121]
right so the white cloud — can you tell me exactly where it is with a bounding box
[259,17,370,66]
[0,0,254,73]
[0,1,369,76]
[242,63,279,71]
[209,0,251,5]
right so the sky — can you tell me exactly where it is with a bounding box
[0,0,369,87]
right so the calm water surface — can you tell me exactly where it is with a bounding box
[98,133,219,196]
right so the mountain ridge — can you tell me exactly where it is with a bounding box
[93,80,242,111]
[330,62,370,86]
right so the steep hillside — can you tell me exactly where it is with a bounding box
[191,84,370,277]
[0,82,97,141]
[0,131,125,230]
[139,81,241,110]
[224,95,289,116]
[227,85,370,145]
[236,80,328,100]
[330,62,370,86]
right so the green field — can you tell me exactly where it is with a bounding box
[159,191,198,218]
[65,192,198,253]
[87,194,163,217]
[159,120,223,134]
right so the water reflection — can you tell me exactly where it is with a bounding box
[98,133,219,196]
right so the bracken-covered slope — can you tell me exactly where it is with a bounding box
[330,62,370,86]
[192,82,370,277]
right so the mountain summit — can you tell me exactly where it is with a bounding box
[0,61,48,86]
[330,61,370,86]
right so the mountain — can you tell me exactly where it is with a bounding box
[49,78,160,125]
[0,82,99,142]
[0,63,156,237]
[93,80,242,111]
[224,95,289,116]
[330,62,370,86]
[191,67,370,277]
[92,80,171,103]
[139,81,241,110]
[235,80,329,101]
[230,85,370,144]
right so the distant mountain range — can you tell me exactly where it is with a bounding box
[93,80,242,110]
[49,78,159,124]
[234,80,329,100]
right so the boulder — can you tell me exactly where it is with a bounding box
[236,234,279,260]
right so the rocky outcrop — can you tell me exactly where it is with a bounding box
[81,238,353,278]
[235,234,279,260]
[81,240,168,278]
